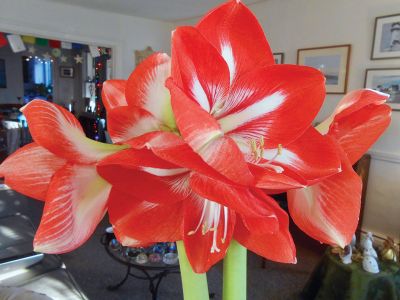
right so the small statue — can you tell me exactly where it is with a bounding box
[350,234,357,251]
[340,245,352,264]
[363,238,378,259]
[362,255,380,274]
[361,232,374,250]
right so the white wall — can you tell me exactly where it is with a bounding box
[175,0,400,241]
[0,0,174,79]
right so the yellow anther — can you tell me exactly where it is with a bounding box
[278,144,283,155]
[187,230,196,236]
[260,136,264,148]
[202,223,208,235]
[221,238,226,244]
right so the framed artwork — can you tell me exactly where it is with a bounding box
[364,68,400,111]
[0,59,6,88]
[60,66,74,78]
[297,44,351,94]
[371,13,400,60]
[273,52,284,64]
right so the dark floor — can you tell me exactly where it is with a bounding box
[0,188,326,300]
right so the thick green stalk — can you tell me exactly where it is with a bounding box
[176,240,209,300]
[223,240,247,300]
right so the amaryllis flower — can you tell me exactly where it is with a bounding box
[97,143,296,273]
[167,0,341,190]
[287,89,391,247]
[0,100,128,253]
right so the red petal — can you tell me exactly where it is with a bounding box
[171,26,230,112]
[108,188,183,247]
[332,89,389,121]
[34,164,111,253]
[183,196,236,273]
[249,163,306,191]
[97,150,190,205]
[218,65,326,147]
[197,0,274,83]
[102,80,128,111]
[107,105,161,143]
[0,143,66,201]
[272,127,341,182]
[167,79,253,185]
[287,153,362,248]
[234,190,296,263]
[189,173,278,235]
[125,53,176,129]
[329,104,391,165]
[22,100,127,164]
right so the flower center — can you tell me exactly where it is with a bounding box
[249,137,284,173]
[188,200,228,253]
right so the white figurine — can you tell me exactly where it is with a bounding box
[361,232,374,250]
[362,255,380,274]
[350,234,357,251]
[340,245,352,264]
[363,238,378,259]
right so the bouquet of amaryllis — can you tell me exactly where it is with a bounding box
[0,1,391,299]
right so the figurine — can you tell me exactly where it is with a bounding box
[340,245,352,264]
[362,255,380,274]
[361,232,374,250]
[350,234,357,251]
[363,238,378,259]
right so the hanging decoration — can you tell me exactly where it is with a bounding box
[0,33,8,48]
[89,45,100,57]
[7,34,26,53]
[60,55,68,63]
[51,48,61,58]
[74,54,83,64]
[72,43,83,50]
[21,35,36,44]
[49,40,61,48]
[28,45,36,54]
[42,52,52,61]
[35,38,48,47]
[61,41,72,49]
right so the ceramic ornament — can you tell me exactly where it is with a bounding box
[350,234,357,251]
[363,238,378,259]
[361,232,374,250]
[362,255,380,274]
[340,245,352,264]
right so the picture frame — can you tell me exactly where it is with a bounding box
[297,44,351,94]
[60,66,74,78]
[364,68,400,111]
[371,13,400,60]
[273,52,284,64]
[0,59,6,88]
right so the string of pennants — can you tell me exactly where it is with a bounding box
[0,32,105,59]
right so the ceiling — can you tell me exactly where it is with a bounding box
[45,0,264,22]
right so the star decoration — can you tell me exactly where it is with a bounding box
[74,54,83,64]
[42,52,52,61]
[28,46,36,54]
[60,55,68,63]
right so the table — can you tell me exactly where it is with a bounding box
[101,231,180,300]
[301,248,400,300]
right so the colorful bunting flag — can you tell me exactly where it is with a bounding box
[35,38,48,47]
[72,43,83,50]
[7,34,26,53]
[61,41,72,49]
[22,35,36,44]
[0,33,7,48]
[49,40,61,48]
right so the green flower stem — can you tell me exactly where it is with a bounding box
[223,240,247,300]
[176,240,209,300]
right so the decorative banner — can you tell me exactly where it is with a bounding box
[7,34,26,53]
[51,48,61,57]
[74,54,83,64]
[0,33,7,48]
[49,40,61,48]
[22,35,36,44]
[61,41,72,49]
[35,38,48,47]
[60,55,68,63]
[89,45,100,57]
[72,43,83,50]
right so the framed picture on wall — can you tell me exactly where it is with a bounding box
[273,52,284,64]
[0,59,6,88]
[371,13,400,60]
[60,66,74,78]
[364,68,400,111]
[297,44,351,94]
